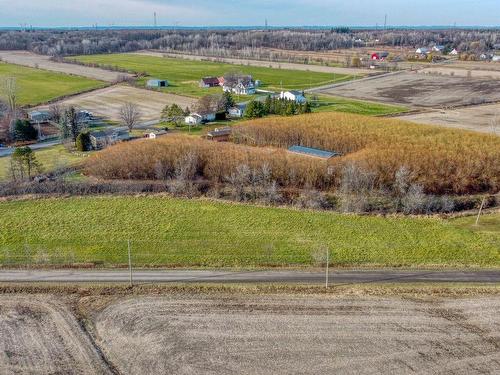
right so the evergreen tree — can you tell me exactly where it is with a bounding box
[13,119,37,141]
[244,100,266,118]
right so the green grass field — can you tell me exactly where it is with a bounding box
[310,95,408,116]
[70,54,356,97]
[0,145,88,180]
[0,196,498,268]
[0,62,105,106]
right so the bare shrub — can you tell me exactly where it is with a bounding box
[295,187,329,210]
[338,162,375,213]
[401,184,426,214]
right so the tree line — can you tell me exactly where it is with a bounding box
[0,28,497,56]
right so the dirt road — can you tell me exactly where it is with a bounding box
[0,50,132,82]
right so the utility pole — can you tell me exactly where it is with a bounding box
[475,197,487,226]
[127,239,133,287]
[154,12,157,28]
[384,14,387,30]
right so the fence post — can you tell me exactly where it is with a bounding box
[24,239,30,269]
[127,239,133,287]
[325,248,329,289]
[475,197,487,226]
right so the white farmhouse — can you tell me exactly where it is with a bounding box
[280,90,306,104]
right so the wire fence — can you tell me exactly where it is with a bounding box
[0,239,330,269]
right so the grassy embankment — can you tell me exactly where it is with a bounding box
[0,196,498,268]
[69,53,356,97]
[0,62,105,106]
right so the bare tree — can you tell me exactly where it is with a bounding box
[49,103,64,124]
[1,77,17,115]
[490,112,499,135]
[119,102,142,131]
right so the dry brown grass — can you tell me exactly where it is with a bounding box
[232,112,500,195]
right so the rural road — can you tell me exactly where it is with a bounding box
[1,269,500,284]
[0,139,60,157]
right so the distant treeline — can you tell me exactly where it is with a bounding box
[0,28,497,56]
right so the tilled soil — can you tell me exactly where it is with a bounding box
[317,71,500,108]
[36,85,197,122]
[396,102,500,134]
[0,295,110,375]
[94,294,500,375]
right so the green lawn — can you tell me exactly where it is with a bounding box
[0,144,88,180]
[0,196,498,268]
[310,95,408,116]
[0,62,105,106]
[70,54,357,97]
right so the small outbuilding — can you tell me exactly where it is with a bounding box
[288,145,341,160]
[28,110,51,124]
[206,127,232,142]
[147,79,168,88]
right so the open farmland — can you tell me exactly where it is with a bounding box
[0,62,104,106]
[37,85,196,122]
[69,53,356,97]
[0,295,109,374]
[0,196,498,268]
[396,102,500,134]
[314,71,500,108]
[0,50,132,82]
[137,50,373,76]
[2,289,500,375]
[311,95,408,116]
[92,294,500,375]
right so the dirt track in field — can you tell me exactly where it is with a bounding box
[0,295,110,375]
[396,103,500,134]
[134,50,373,76]
[94,294,500,375]
[0,50,132,82]
[37,85,197,122]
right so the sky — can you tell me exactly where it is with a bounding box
[0,0,498,28]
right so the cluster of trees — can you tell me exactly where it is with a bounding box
[231,112,500,195]
[245,96,311,119]
[0,28,497,57]
[9,146,41,181]
[83,133,484,214]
